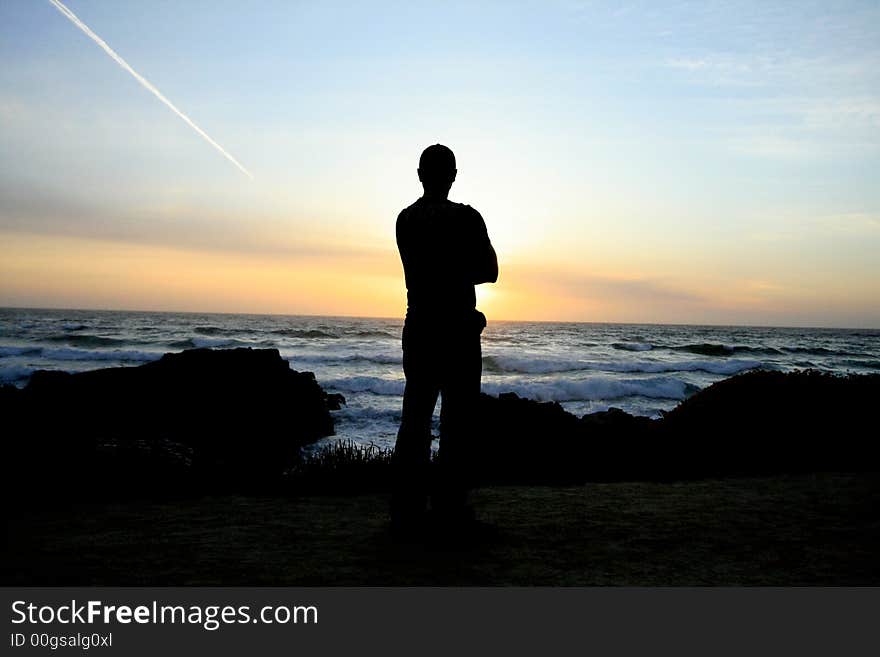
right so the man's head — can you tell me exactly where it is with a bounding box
[418,144,456,197]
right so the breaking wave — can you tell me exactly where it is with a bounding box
[270,329,338,339]
[483,354,764,376]
[322,374,700,402]
[612,342,653,352]
[482,376,700,402]
[323,376,406,396]
[46,334,128,347]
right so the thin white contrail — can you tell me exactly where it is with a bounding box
[48,0,253,179]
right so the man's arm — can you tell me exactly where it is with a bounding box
[473,242,498,284]
[396,210,414,289]
[470,208,498,284]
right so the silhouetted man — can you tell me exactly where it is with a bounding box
[392,144,498,529]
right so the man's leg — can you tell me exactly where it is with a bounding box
[391,343,440,526]
[434,331,482,514]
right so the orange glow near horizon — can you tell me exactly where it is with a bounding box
[0,232,403,317]
[2,230,878,328]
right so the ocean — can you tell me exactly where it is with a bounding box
[1,307,878,450]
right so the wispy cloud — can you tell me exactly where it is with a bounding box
[47,0,252,179]
[0,185,395,262]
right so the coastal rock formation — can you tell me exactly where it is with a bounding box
[3,348,339,495]
[658,369,880,477]
[472,392,589,482]
[472,392,656,483]
[471,370,880,483]
[3,351,878,498]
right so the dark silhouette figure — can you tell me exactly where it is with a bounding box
[392,144,498,529]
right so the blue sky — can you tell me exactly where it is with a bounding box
[1,1,879,326]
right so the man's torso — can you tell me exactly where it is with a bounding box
[396,197,487,320]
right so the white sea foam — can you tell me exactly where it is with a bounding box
[332,405,401,420]
[40,347,163,362]
[323,376,406,396]
[323,373,697,402]
[484,354,764,376]
[285,352,402,366]
[0,346,41,358]
[482,376,698,402]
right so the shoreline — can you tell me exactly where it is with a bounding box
[2,347,878,586]
[2,347,878,496]
[3,309,878,446]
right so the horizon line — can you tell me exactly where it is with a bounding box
[1,304,878,332]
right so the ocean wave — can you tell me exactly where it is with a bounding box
[194,325,239,336]
[350,330,397,339]
[483,355,586,374]
[46,334,128,347]
[840,359,880,370]
[0,345,163,362]
[270,329,338,339]
[60,323,88,331]
[669,343,734,356]
[779,346,872,357]
[323,373,699,402]
[167,337,251,349]
[40,347,163,362]
[618,358,765,376]
[287,353,402,366]
[483,354,764,376]
[666,342,880,358]
[782,346,835,354]
[668,343,779,357]
[612,342,653,352]
[480,334,514,343]
[482,376,700,402]
[323,376,406,396]
[332,406,402,422]
[0,346,42,358]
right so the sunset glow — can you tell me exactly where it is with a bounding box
[2,1,879,327]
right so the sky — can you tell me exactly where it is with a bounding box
[1,0,879,327]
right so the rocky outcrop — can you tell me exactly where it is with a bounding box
[657,368,880,477]
[471,370,880,483]
[2,348,340,496]
[3,354,877,499]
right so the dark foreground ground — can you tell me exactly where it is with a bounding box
[4,472,879,585]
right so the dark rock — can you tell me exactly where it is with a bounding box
[472,392,585,482]
[5,356,878,499]
[657,369,880,477]
[3,348,338,497]
[325,392,347,411]
[470,370,880,484]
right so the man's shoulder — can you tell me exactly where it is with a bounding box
[397,199,482,223]
[397,199,422,223]
[452,201,483,221]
